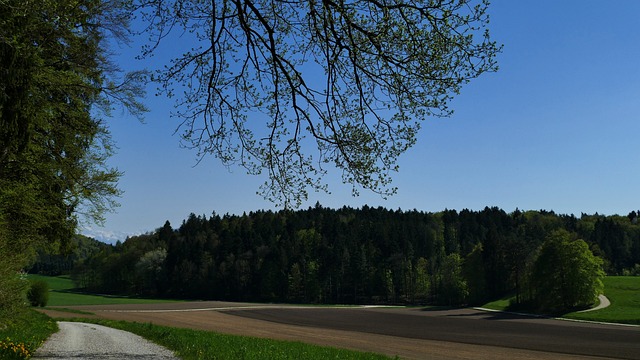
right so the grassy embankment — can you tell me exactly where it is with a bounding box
[0,309,57,359]
[66,319,394,360]
[15,275,393,359]
[482,276,640,325]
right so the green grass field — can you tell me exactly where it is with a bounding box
[480,296,511,311]
[481,276,640,325]
[564,276,640,325]
[27,274,178,306]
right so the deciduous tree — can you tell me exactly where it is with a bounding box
[437,252,467,305]
[0,0,145,317]
[529,230,605,313]
[130,0,501,206]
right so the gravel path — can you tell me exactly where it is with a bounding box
[578,294,611,313]
[33,322,178,359]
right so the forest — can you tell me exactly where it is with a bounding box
[33,205,640,312]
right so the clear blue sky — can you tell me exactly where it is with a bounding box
[82,1,640,243]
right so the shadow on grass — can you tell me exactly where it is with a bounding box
[452,310,549,320]
[418,305,467,312]
[53,288,177,301]
[56,288,125,297]
[503,301,594,318]
[42,307,96,315]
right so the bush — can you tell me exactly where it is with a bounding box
[27,280,49,307]
[621,264,640,276]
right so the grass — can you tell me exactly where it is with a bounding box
[479,276,640,325]
[27,274,74,292]
[479,296,511,311]
[0,309,57,359]
[66,318,395,360]
[564,276,640,325]
[27,274,178,307]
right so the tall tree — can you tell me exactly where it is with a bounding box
[437,252,467,306]
[0,0,145,316]
[529,230,604,313]
[130,0,500,206]
[463,242,486,304]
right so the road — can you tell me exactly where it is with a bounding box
[40,302,639,360]
[33,321,177,359]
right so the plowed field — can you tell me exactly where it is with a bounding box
[41,302,639,360]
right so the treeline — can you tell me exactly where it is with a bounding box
[70,205,640,309]
[28,235,109,276]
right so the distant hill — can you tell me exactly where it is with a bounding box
[28,234,110,276]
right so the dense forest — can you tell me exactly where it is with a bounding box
[34,205,640,310]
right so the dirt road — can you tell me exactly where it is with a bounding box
[41,302,639,360]
[33,321,177,359]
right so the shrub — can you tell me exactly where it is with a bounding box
[621,264,640,276]
[27,280,49,307]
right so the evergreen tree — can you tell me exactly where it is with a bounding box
[71,206,633,307]
[463,243,486,305]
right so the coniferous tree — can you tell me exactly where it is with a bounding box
[72,206,633,308]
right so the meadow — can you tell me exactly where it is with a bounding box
[564,276,640,325]
[481,276,640,325]
[27,274,178,306]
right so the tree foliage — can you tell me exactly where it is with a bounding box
[130,0,501,206]
[0,0,145,318]
[437,252,467,305]
[463,242,486,304]
[71,207,634,308]
[528,230,605,313]
[27,280,50,307]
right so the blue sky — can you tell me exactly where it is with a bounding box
[82,1,640,243]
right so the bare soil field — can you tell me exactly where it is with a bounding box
[41,302,639,360]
